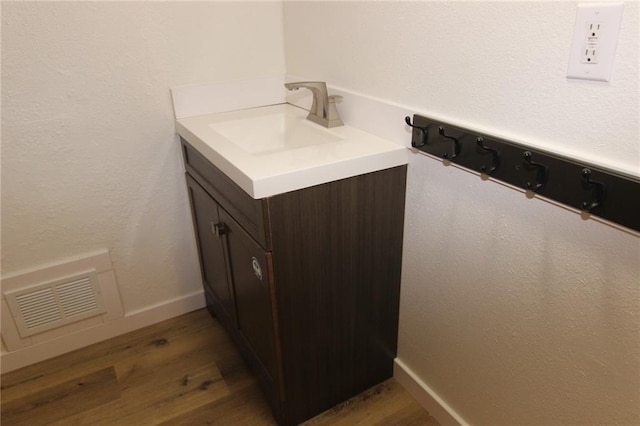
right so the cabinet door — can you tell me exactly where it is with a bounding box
[219,208,279,381]
[186,175,234,324]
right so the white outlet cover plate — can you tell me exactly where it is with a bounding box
[567,3,624,82]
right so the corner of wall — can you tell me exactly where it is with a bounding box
[394,358,468,426]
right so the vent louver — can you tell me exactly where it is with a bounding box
[5,271,105,338]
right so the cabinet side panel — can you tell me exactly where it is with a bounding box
[269,165,407,425]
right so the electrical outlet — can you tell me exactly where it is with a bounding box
[581,22,601,64]
[586,22,602,40]
[567,3,624,82]
[582,47,598,64]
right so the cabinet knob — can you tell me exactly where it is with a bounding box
[211,222,228,238]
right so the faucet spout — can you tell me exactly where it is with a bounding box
[284,81,343,128]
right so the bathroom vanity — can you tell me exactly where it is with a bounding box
[177,103,407,425]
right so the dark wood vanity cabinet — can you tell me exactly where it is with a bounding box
[181,138,407,425]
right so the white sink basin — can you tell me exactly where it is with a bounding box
[176,104,407,199]
[210,112,343,155]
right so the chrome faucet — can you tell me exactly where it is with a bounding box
[284,81,343,128]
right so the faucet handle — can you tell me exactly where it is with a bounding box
[326,95,344,127]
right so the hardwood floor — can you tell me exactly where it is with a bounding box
[1,309,438,425]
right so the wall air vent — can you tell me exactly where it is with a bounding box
[5,271,105,338]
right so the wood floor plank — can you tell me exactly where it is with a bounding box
[1,309,217,400]
[1,367,120,426]
[55,328,233,426]
[52,362,228,426]
[160,381,277,425]
[114,324,222,385]
[301,379,438,426]
[1,309,437,426]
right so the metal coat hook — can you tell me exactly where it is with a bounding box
[476,137,500,174]
[581,168,605,211]
[522,151,548,191]
[404,116,428,148]
[437,126,460,159]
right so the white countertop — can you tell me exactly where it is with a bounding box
[176,103,408,199]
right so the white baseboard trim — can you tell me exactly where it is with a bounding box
[394,358,469,426]
[1,290,205,374]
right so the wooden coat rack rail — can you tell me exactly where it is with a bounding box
[405,114,640,233]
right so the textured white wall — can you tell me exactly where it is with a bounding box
[283,2,639,424]
[1,2,285,313]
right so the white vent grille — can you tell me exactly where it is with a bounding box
[57,277,99,317]
[16,287,62,329]
[5,271,105,338]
